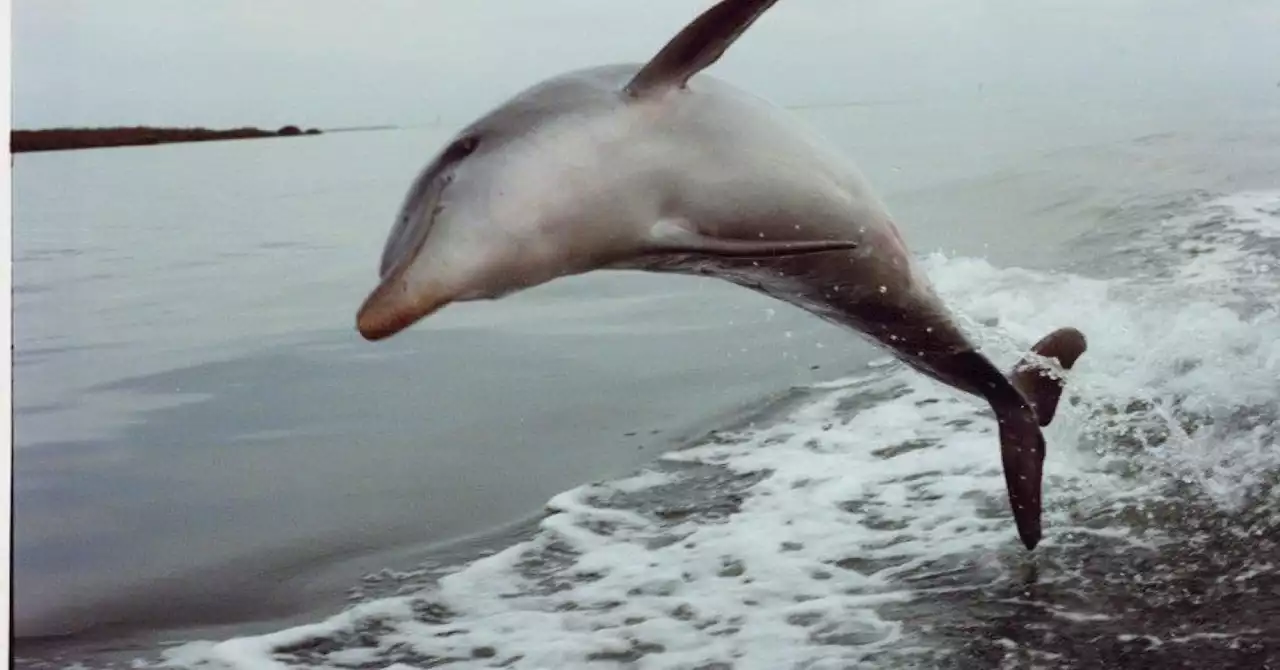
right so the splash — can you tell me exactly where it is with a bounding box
[158,191,1280,669]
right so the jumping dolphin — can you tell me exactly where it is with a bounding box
[355,0,1087,550]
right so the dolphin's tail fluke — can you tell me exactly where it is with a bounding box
[993,326,1088,550]
[1008,327,1088,426]
[993,397,1047,550]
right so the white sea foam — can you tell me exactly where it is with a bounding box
[157,191,1280,669]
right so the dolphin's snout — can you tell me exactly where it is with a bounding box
[355,273,449,341]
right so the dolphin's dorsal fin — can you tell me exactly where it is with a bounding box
[624,0,782,97]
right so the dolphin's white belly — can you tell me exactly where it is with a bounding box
[564,66,944,326]
[477,63,927,296]
[526,65,895,245]
[644,71,895,245]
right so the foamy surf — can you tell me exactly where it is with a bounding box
[157,190,1280,669]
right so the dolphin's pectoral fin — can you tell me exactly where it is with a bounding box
[624,0,782,98]
[1008,327,1088,427]
[994,400,1047,550]
[642,220,857,258]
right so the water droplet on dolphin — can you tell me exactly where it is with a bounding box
[878,285,888,294]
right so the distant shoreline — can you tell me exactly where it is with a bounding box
[11,125,328,153]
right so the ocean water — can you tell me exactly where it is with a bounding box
[13,128,862,648]
[141,189,1280,670]
[13,2,1280,668]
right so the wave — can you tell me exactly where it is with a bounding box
[157,190,1280,669]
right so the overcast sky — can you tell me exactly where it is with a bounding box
[13,0,1280,130]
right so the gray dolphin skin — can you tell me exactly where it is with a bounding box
[355,0,1087,550]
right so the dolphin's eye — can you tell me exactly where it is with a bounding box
[446,134,480,161]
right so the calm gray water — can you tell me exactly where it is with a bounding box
[13,1,1280,667]
[13,128,867,642]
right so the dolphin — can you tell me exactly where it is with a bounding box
[355,0,1087,550]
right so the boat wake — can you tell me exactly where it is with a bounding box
[159,190,1280,669]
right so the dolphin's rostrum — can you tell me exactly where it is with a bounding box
[356,0,1087,551]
